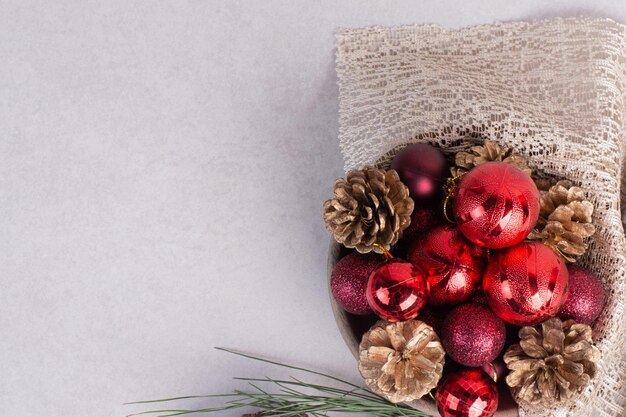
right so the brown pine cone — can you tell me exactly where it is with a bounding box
[527,179,595,262]
[358,320,445,403]
[323,167,414,253]
[451,139,532,177]
[504,318,600,407]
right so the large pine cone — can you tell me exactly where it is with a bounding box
[504,318,600,407]
[451,139,532,177]
[358,320,445,403]
[323,167,414,253]
[527,179,595,262]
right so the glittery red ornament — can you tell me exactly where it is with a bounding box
[441,303,506,367]
[558,265,605,324]
[331,253,380,315]
[436,368,499,417]
[366,258,427,322]
[408,225,486,305]
[401,204,440,243]
[453,162,540,249]
[483,241,569,326]
[417,305,448,334]
[391,144,447,201]
[470,289,488,306]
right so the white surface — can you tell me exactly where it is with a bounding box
[1,2,625,417]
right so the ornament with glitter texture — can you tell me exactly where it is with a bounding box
[400,204,440,244]
[558,265,605,324]
[366,255,427,322]
[331,253,380,315]
[416,305,448,334]
[436,368,499,417]
[391,144,448,202]
[441,303,506,367]
[408,225,486,305]
[453,162,540,249]
[483,241,569,326]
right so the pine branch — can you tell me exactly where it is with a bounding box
[126,348,432,417]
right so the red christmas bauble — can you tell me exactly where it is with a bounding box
[470,289,489,306]
[436,368,499,417]
[558,265,605,324]
[416,305,449,334]
[441,303,506,367]
[408,225,486,305]
[366,259,427,322]
[391,144,447,201]
[453,162,540,249]
[483,242,569,326]
[401,204,440,243]
[331,253,380,315]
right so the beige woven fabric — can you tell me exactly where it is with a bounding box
[335,17,626,417]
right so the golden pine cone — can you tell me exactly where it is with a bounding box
[527,179,595,262]
[504,318,600,407]
[323,167,414,253]
[358,320,445,403]
[451,139,532,177]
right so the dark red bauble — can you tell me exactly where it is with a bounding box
[416,305,449,334]
[401,204,440,243]
[483,242,569,326]
[391,144,447,201]
[436,368,499,417]
[453,162,540,249]
[408,225,486,305]
[441,303,506,367]
[558,265,605,324]
[331,253,380,315]
[471,289,488,306]
[366,258,427,322]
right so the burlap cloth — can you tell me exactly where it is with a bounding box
[335,17,626,417]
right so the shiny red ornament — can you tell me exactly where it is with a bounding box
[366,258,427,322]
[391,144,447,201]
[331,253,380,315]
[436,368,499,417]
[453,162,540,249]
[558,265,605,324]
[483,241,569,326]
[408,225,486,305]
[441,303,506,367]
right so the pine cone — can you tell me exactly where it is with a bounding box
[358,320,445,403]
[504,318,600,407]
[527,179,595,262]
[451,139,532,177]
[323,167,414,253]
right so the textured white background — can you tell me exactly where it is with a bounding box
[1,2,625,417]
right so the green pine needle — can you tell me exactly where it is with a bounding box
[126,347,432,417]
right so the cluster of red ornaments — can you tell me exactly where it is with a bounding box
[331,143,606,417]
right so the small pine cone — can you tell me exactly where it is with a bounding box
[527,179,595,262]
[323,167,414,253]
[358,320,445,403]
[504,318,600,407]
[451,139,532,177]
